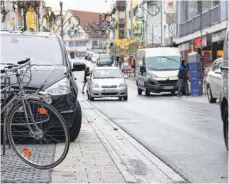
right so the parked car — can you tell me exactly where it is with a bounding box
[97,54,113,67]
[87,67,128,101]
[219,27,228,151]
[136,47,181,96]
[1,31,85,142]
[206,57,223,103]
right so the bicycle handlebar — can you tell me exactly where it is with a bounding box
[1,58,31,74]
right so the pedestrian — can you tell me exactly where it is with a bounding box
[82,66,90,94]
[177,60,188,97]
[185,62,190,96]
[118,56,122,69]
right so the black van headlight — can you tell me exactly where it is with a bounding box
[45,78,70,95]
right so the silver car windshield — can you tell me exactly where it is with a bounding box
[1,34,63,65]
[93,69,122,79]
[146,56,180,71]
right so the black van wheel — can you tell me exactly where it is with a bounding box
[223,104,228,151]
[70,100,82,142]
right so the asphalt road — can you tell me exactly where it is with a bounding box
[74,59,228,183]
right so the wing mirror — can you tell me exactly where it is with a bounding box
[215,68,221,74]
[72,61,86,71]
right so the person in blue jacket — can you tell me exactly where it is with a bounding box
[177,60,188,97]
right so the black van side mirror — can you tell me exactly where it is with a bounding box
[72,61,86,71]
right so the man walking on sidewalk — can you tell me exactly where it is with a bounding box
[82,66,90,94]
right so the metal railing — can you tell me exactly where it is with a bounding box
[179,5,224,37]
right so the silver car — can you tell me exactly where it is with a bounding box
[87,67,128,101]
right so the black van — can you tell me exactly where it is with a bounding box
[1,31,85,142]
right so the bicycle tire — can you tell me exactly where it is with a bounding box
[7,98,70,169]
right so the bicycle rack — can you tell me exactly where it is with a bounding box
[2,76,11,155]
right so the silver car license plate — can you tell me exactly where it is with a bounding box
[163,86,174,89]
[103,89,114,92]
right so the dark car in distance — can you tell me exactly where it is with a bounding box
[1,31,85,142]
[97,54,113,67]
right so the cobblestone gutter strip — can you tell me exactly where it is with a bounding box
[1,147,52,183]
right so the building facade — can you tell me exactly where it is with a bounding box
[54,10,107,58]
[175,0,228,65]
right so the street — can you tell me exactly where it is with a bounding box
[75,66,228,183]
[1,0,228,183]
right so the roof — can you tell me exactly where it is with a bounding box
[69,10,103,28]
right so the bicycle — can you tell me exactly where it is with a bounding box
[1,59,70,169]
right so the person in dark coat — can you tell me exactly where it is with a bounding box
[82,66,90,94]
[177,60,188,97]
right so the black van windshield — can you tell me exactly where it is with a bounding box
[1,34,63,65]
[146,56,180,71]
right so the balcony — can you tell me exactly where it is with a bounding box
[179,5,224,37]
[116,0,126,11]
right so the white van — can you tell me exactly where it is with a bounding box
[136,47,181,96]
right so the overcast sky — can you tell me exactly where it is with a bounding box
[44,0,115,13]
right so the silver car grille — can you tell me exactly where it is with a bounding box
[101,85,117,88]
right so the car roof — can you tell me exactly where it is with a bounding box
[0,31,59,38]
[138,47,181,57]
[93,66,119,70]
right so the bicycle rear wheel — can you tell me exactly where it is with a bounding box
[7,99,70,169]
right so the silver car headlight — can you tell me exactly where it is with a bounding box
[92,83,100,88]
[119,83,127,88]
[45,78,70,95]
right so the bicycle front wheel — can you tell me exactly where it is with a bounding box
[7,99,70,169]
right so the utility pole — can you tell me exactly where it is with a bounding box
[60,1,64,39]
[161,1,164,46]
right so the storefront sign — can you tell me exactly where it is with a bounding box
[193,36,207,48]
[211,30,226,43]
[178,42,190,51]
